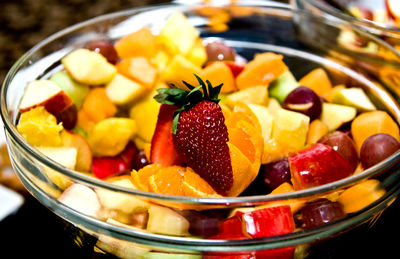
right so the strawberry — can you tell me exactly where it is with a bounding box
[150,104,183,167]
[154,75,233,195]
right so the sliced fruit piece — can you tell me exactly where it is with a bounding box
[96,178,150,214]
[147,204,190,236]
[200,61,235,93]
[86,39,118,65]
[160,54,201,90]
[289,143,354,190]
[269,70,299,103]
[272,108,310,152]
[338,179,385,214]
[91,142,137,179]
[226,142,255,197]
[49,70,90,109]
[387,0,400,20]
[142,252,201,259]
[89,118,136,157]
[283,86,322,121]
[81,87,117,123]
[225,85,268,108]
[182,167,220,197]
[351,110,400,151]
[247,104,274,141]
[62,48,116,85]
[97,233,150,259]
[209,215,247,240]
[225,61,245,78]
[19,80,73,116]
[131,164,162,191]
[307,119,329,145]
[298,68,332,96]
[114,27,156,59]
[105,73,147,105]
[37,146,77,170]
[129,98,161,143]
[150,104,183,166]
[240,205,295,238]
[61,130,92,172]
[331,87,376,112]
[17,106,63,147]
[226,102,262,134]
[322,84,346,103]
[148,166,185,196]
[58,184,100,217]
[157,11,199,56]
[320,103,357,131]
[186,38,207,67]
[116,57,157,87]
[56,104,77,130]
[236,52,288,89]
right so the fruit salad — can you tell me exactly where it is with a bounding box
[15,11,400,258]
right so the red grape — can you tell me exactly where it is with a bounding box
[205,40,236,63]
[360,133,400,169]
[283,86,322,121]
[296,198,345,229]
[181,210,225,237]
[263,158,291,192]
[131,150,149,171]
[86,39,118,64]
[318,131,359,172]
[56,104,77,130]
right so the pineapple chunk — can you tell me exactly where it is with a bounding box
[105,74,146,105]
[147,205,190,236]
[160,55,201,90]
[158,12,199,56]
[129,98,161,143]
[186,38,207,67]
[17,106,63,147]
[89,118,136,157]
[225,85,268,108]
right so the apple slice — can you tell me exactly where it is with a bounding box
[58,184,101,217]
[19,80,73,116]
[387,0,400,20]
[289,143,354,190]
[147,205,190,236]
[105,73,146,105]
[331,87,376,112]
[320,103,357,131]
[208,215,247,240]
[60,130,92,172]
[62,48,117,85]
[96,178,150,214]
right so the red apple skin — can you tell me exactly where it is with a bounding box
[289,143,354,190]
[225,61,245,78]
[56,104,77,130]
[255,247,295,259]
[204,253,254,259]
[61,130,92,172]
[91,142,137,179]
[241,206,295,239]
[208,216,247,240]
[20,90,73,116]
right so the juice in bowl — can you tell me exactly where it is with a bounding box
[2,2,400,258]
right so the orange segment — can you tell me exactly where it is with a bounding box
[225,102,262,134]
[307,119,329,145]
[226,142,255,197]
[182,167,220,197]
[149,166,185,195]
[131,164,162,191]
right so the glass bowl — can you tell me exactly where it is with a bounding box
[2,2,400,258]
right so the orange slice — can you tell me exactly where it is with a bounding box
[225,102,262,134]
[131,164,162,191]
[182,167,220,197]
[148,166,185,196]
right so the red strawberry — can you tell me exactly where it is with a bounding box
[154,75,233,195]
[150,104,183,167]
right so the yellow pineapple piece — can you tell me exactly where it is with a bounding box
[89,118,137,157]
[225,85,268,108]
[129,98,161,143]
[160,55,201,90]
[17,106,63,147]
[158,11,199,56]
[152,49,171,73]
[186,38,207,67]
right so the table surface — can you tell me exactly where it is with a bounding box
[1,0,399,258]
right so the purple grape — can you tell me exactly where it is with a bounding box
[205,40,236,63]
[360,133,400,169]
[131,150,149,171]
[263,158,291,191]
[181,210,225,237]
[318,131,359,172]
[296,198,345,229]
[86,39,118,64]
[56,104,77,130]
[283,86,322,121]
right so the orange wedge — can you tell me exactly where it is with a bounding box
[225,102,262,134]
[182,167,221,197]
[149,166,185,195]
[131,164,162,191]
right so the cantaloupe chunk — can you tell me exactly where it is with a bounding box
[200,61,235,93]
[114,27,156,59]
[299,68,332,96]
[351,110,400,151]
[116,57,157,87]
[307,119,329,145]
[81,88,117,123]
[236,52,288,90]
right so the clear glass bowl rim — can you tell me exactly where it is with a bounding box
[301,0,400,34]
[2,1,400,207]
